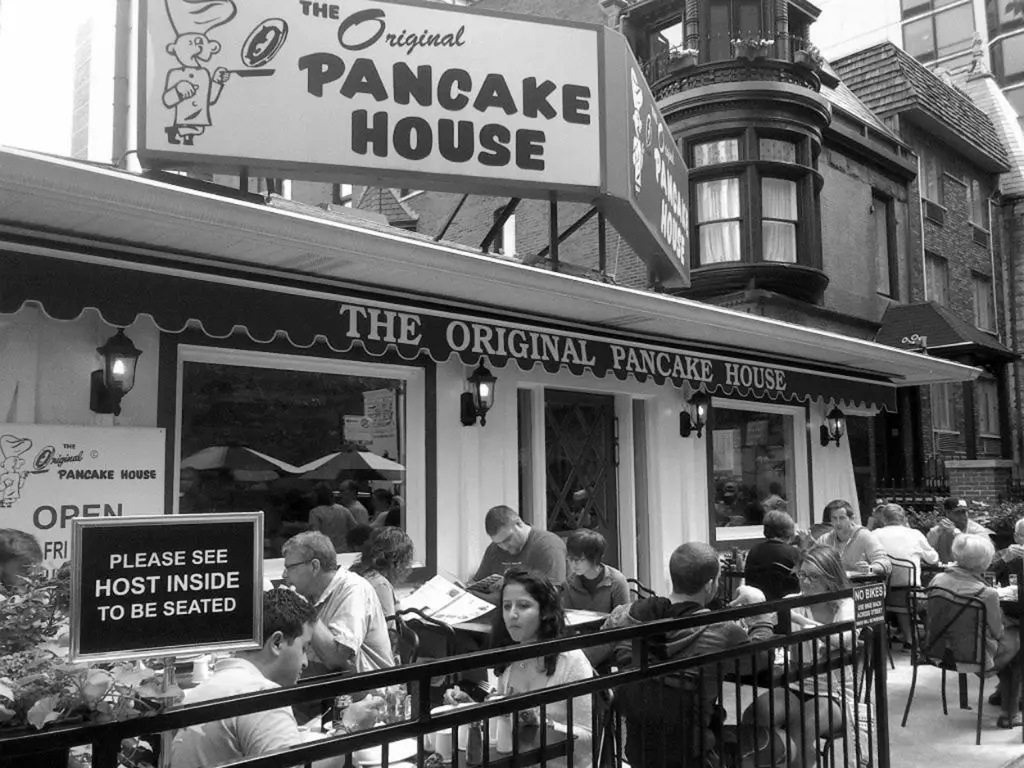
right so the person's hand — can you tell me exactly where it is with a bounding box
[728,585,766,607]
[1008,544,1024,561]
[343,694,385,731]
[855,560,872,574]
[517,707,540,728]
[213,67,231,85]
[443,687,474,707]
[789,612,818,628]
[938,517,957,531]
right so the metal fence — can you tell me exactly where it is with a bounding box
[0,591,888,768]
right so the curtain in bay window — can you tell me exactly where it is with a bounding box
[762,178,797,263]
[696,178,741,264]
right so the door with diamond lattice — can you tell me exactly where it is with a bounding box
[544,390,619,566]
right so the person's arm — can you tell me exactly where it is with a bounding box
[308,508,323,533]
[983,588,1004,641]
[926,525,941,548]
[610,571,632,609]
[859,530,892,577]
[559,580,577,610]
[471,544,500,582]
[311,619,357,671]
[531,536,566,583]
[584,603,634,668]
[236,708,305,759]
[915,531,940,565]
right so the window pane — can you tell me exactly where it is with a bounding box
[693,139,740,167]
[926,254,949,304]
[650,20,684,57]
[699,222,742,263]
[901,0,930,16]
[696,178,741,221]
[709,1,731,61]
[903,17,936,59]
[873,197,892,296]
[974,275,995,330]
[712,409,796,528]
[763,222,797,262]
[996,34,1024,81]
[922,152,942,202]
[735,0,763,38]
[977,379,1000,435]
[935,4,975,58]
[181,363,408,557]
[931,382,954,431]
[759,138,797,163]
[762,178,797,220]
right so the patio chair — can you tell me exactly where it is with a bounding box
[900,585,992,745]
[394,607,456,662]
[885,555,924,667]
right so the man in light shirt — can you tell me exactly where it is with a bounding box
[872,503,939,647]
[282,532,394,678]
[927,497,993,562]
[170,588,382,768]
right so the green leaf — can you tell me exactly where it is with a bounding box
[27,695,61,729]
[0,681,13,702]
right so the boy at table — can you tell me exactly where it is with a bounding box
[560,529,630,614]
[169,588,383,768]
[587,542,775,767]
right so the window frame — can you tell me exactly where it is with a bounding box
[901,1,976,63]
[964,176,990,230]
[707,397,809,544]
[925,251,950,305]
[761,176,799,264]
[973,272,996,331]
[702,0,768,62]
[694,174,746,265]
[173,344,429,562]
[930,380,958,433]
[991,31,1024,88]
[872,191,899,299]
[976,376,1001,438]
[920,149,944,204]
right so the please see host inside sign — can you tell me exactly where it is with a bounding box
[71,514,263,661]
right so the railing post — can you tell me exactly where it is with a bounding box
[872,626,891,768]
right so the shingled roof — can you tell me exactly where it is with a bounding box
[354,187,420,230]
[832,42,1009,173]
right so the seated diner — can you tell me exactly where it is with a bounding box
[560,529,630,614]
[491,567,594,768]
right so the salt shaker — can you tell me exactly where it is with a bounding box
[496,713,514,754]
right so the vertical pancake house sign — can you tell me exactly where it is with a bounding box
[138,0,690,287]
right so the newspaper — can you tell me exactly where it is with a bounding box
[399,575,494,625]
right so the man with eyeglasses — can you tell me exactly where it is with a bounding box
[281,532,394,681]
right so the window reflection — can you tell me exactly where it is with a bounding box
[712,408,796,528]
[179,362,406,558]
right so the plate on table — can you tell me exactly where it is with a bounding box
[354,738,418,765]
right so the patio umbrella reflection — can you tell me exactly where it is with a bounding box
[298,451,405,482]
[181,446,299,482]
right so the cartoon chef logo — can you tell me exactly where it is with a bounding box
[162,0,238,146]
[630,66,652,197]
[0,435,33,508]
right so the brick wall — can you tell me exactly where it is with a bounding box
[946,460,1014,505]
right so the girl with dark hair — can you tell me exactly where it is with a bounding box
[350,526,415,657]
[490,568,594,768]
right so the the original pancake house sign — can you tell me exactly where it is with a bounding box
[138,0,690,286]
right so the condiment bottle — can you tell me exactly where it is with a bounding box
[467,721,484,766]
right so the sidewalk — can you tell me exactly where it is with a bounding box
[886,647,1024,768]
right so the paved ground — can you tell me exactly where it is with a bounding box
[886,645,1024,768]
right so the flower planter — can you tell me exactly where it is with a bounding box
[794,50,818,70]
[734,42,770,61]
[668,53,698,71]
[0,727,70,768]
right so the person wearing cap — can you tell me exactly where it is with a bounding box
[927,497,993,562]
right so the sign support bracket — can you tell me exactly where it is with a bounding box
[598,212,607,275]
[548,195,560,272]
[435,194,468,242]
[531,206,599,264]
[480,198,520,253]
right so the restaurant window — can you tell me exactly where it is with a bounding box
[973,274,996,330]
[872,193,896,298]
[991,32,1024,87]
[696,177,743,264]
[177,347,423,561]
[965,177,989,229]
[931,381,957,431]
[925,251,950,305]
[711,402,799,540]
[902,2,975,63]
[976,377,1001,436]
[921,150,943,204]
[693,138,741,168]
[706,0,764,61]
[762,178,798,263]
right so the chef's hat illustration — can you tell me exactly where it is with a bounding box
[165,0,237,37]
[0,435,32,461]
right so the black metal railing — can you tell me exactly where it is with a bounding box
[0,592,889,768]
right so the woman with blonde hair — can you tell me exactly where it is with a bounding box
[744,544,865,767]
[930,534,1021,728]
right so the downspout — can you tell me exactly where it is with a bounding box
[915,153,936,464]
[112,0,139,171]
[998,195,1022,469]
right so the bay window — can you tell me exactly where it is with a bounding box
[762,178,798,263]
[696,178,743,263]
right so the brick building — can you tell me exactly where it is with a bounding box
[834,43,1017,502]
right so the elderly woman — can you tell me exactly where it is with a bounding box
[930,534,1021,728]
[744,510,800,601]
[872,503,939,647]
[491,567,594,768]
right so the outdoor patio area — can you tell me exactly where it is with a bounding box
[888,646,1024,768]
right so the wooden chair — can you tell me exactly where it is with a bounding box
[900,585,993,745]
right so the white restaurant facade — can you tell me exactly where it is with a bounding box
[0,147,981,590]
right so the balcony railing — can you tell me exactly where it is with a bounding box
[642,35,823,101]
[0,591,891,768]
